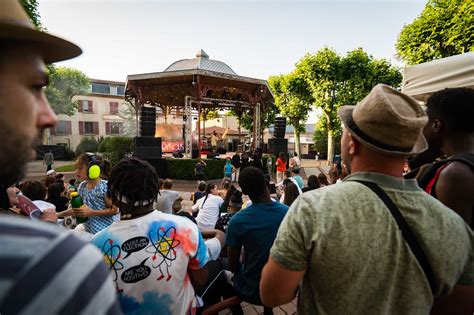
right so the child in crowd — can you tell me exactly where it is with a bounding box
[70,153,118,234]
[46,182,69,212]
[223,158,235,179]
[191,181,206,205]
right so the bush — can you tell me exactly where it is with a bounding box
[98,136,133,165]
[64,147,76,160]
[166,158,226,180]
[75,137,99,155]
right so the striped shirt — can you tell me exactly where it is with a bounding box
[0,215,122,315]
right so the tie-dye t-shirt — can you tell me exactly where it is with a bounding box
[91,210,209,315]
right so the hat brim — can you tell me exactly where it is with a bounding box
[338,105,428,157]
[0,23,82,63]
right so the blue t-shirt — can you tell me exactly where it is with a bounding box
[78,180,119,234]
[224,163,233,177]
[225,201,288,304]
[293,175,304,190]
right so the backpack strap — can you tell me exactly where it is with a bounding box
[353,180,436,294]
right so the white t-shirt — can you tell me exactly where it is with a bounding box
[192,194,224,230]
[154,190,180,214]
[91,210,209,315]
[205,238,222,261]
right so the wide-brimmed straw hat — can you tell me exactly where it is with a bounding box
[0,0,82,63]
[338,84,428,156]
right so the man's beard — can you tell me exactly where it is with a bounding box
[0,128,42,187]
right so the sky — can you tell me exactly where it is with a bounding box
[39,0,426,84]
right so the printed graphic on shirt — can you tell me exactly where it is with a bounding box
[91,213,208,315]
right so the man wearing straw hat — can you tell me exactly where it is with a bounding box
[0,1,121,314]
[260,84,473,314]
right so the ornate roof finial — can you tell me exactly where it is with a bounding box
[196,49,209,59]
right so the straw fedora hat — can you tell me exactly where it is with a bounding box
[0,0,81,63]
[338,84,428,156]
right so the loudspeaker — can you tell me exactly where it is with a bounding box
[134,136,162,159]
[140,107,156,137]
[192,149,199,159]
[274,117,286,139]
[268,138,288,155]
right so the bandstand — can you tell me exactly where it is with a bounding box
[125,49,273,158]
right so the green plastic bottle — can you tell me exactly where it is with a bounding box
[70,191,88,224]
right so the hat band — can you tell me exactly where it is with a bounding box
[346,114,413,153]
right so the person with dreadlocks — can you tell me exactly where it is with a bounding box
[91,157,209,315]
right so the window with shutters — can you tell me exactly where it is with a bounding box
[109,102,119,115]
[106,122,123,135]
[55,121,72,135]
[80,100,94,113]
[79,121,98,135]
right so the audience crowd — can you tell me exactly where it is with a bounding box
[0,1,472,315]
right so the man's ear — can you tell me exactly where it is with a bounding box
[432,119,442,133]
[349,133,361,155]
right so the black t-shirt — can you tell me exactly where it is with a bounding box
[231,155,241,168]
[46,196,69,212]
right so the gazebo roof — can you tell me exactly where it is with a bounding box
[164,49,237,75]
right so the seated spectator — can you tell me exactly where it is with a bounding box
[215,190,243,234]
[192,183,224,230]
[226,167,288,313]
[91,158,208,314]
[43,175,56,189]
[283,182,299,206]
[291,168,304,189]
[21,180,47,201]
[191,181,206,205]
[46,182,69,212]
[302,175,321,192]
[220,178,238,213]
[317,172,330,187]
[155,178,180,214]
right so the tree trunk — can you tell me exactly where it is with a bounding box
[325,112,334,165]
[294,128,301,157]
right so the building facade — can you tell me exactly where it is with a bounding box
[50,79,128,150]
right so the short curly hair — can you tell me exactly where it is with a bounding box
[426,87,474,133]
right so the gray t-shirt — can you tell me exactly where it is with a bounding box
[271,172,473,315]
[154,190,180,214]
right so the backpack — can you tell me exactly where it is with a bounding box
[417,153,474,197]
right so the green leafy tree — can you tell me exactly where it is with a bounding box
[230,100,278,139]
[396,0,474,65]
[75,137,99,155]
[119,102,139,137]
[20,0,42,29]
[45,66,90,116]
[268,72,313,156]
[297,47,401,163]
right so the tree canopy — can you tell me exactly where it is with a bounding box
[268,72,313,155]
[45,66,90,116]
[20,0,42,29]
[296,47,402,162]
[396,0,474,65]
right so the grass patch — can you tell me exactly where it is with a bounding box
[55,164,76,172]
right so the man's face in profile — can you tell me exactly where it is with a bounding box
[0,47,57,186]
